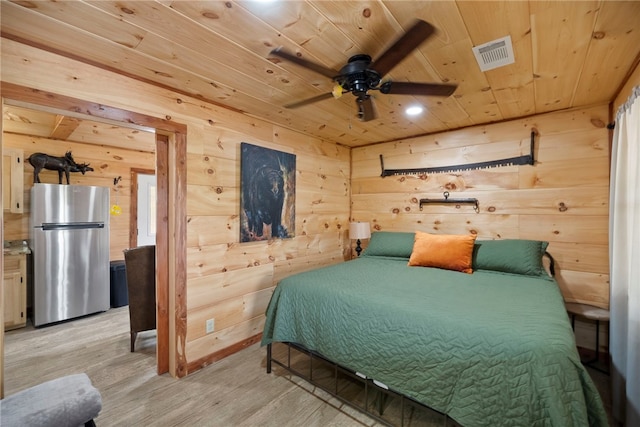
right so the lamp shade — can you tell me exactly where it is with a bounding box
[349,222,371,240]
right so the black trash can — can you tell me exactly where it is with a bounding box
[110,260,128,307]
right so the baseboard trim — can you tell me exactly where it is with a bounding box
[186,333,263,374]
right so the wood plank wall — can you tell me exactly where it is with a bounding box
[2,134,155,261]
[0,100,4,398]
[1,39,351,371]
[352,105,611,311]
[352,105,612,352]
[184,127,350,367]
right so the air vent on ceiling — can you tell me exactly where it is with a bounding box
[472,35,515,72]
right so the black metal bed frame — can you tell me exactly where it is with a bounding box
[266,342,460,427]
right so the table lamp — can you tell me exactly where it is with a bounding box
[349,222,371,257]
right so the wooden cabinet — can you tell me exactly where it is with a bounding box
[4,253,27,330]
[3,147,24,213]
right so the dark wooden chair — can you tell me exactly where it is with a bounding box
[123,245,156,352]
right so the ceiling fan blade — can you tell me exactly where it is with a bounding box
[371,20,436,77]
[380,81,457,97]
[356,95,376,122]
[284,92,335,109]
[270,47,337,79]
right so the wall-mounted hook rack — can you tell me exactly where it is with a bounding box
[419,191,479,213]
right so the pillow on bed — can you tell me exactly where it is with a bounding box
[473,239,549,277]
[362,231,415,259]
[408,231,477,274]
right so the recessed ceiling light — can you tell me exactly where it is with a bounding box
[406,106,424,116]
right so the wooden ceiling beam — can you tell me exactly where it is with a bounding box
[49,114,81,140]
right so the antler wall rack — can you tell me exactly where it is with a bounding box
[419,191,479,213]
[381,129,537,177]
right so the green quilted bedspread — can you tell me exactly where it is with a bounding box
[261,256,608,427]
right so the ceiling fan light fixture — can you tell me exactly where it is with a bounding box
[332,85,344,99]
[406,105,424,116]
[270,19,458,120]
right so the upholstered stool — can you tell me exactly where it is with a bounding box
[565,302,610,374]
[0,373,102,426]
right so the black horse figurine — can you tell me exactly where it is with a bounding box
[27,151,94,185]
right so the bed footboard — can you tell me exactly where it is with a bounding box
[265,342,461,427]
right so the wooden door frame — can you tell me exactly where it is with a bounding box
[0,94,4,398]
[130,168,156,249]
[0,82,187,378]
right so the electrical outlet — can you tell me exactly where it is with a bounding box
[206,318,215,334]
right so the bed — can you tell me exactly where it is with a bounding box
[261,231,608,426]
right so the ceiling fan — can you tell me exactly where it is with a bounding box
[270,19,457,122]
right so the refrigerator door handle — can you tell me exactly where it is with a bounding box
[40,222,105,231]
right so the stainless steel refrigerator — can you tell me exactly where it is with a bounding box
[31,184,110,327]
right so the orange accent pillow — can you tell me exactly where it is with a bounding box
[408,231,477,274]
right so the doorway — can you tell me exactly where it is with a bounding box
[1,82,187,380]
[130,169,157,248]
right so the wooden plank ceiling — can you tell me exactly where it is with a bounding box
[1,0,640,147]
[2,105,157,152]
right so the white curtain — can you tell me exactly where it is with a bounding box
[610,85,640,426]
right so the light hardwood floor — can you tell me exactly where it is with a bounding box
[4,308,382,426]
[4,308,613,426]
